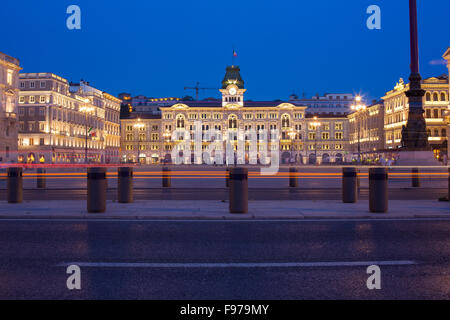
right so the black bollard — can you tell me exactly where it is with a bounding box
[411,168,420,188]
[225,167,230,188]
[289,167,298,188]
[36,168,46,189]
[118,167,133,203]
[7,167,23,203]
[162,167,171,188]
[229,167,248,214]
[87,167,107,213]
[369,167,388,213]
[342,167,358,203]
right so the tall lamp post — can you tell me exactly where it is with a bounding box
[80,100,94,164]
[311,117,321,165]
[351,96,367,163]
[133,118,145,165]
[403,0,428,149]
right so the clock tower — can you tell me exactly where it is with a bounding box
[220,65,246,107]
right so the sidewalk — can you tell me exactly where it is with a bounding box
[0,200,448,220]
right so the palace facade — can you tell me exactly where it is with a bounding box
[121,66,349,165]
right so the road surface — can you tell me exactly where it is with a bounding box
[0,218,449,299]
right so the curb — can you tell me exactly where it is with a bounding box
[0,214,449,220]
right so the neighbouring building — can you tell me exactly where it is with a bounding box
[382,76,449,161]
[348,102,385,159]
[0,52,21,164]
[120,113,162,164]
[118,93,181,115]
[304,114,349,164]
[17,75,121,164]
[289,93,354,115]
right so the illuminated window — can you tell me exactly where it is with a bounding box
[6,70,13,85]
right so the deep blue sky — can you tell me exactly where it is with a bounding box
[2,0,449,101]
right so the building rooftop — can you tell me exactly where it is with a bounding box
[20,72,68,83]
[0,52,20,66]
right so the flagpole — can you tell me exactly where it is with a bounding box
[232,47,234,66]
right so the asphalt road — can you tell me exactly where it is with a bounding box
[0,219,449,299]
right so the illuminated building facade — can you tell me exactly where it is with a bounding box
[0,52,21,164]
[17,74,121,164]
[382,76,448,160]
[120,114,162,164]
[151,66,349,165]
[348,102,385,157]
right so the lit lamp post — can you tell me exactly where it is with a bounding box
[288,128,297,165]
[350,96,367,163]
[133,119,145,165]
[80,100,94,164]
[311,117,321,164]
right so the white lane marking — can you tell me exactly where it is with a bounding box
[1,218,450,223]
[57,261,417,268]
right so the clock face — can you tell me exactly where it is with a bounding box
[229,87,237,95]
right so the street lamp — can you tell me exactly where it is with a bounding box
[288,127,297,165]
[133,119,145,164]
[79,99,94,164]
[351,96,367,163]
[311,117,321,164]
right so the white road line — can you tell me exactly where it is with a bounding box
[57,261,417,268]
[1,218,450,223]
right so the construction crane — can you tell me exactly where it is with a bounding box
[184,82,217,101]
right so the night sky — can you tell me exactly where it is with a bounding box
[2,0,449,101]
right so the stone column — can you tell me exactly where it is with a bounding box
[403,0,428,150]
[443,48,450,163]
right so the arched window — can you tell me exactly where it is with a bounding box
[281,114,290,128]
[228,115,237,129]
[433,93,439,101]
[427,129,431,137]
[442,129,447,138]
[434,129,439,137]
[433,109,439,118]
[441,93,446,101]
[176,114,185,129]
[426,92,431,101]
